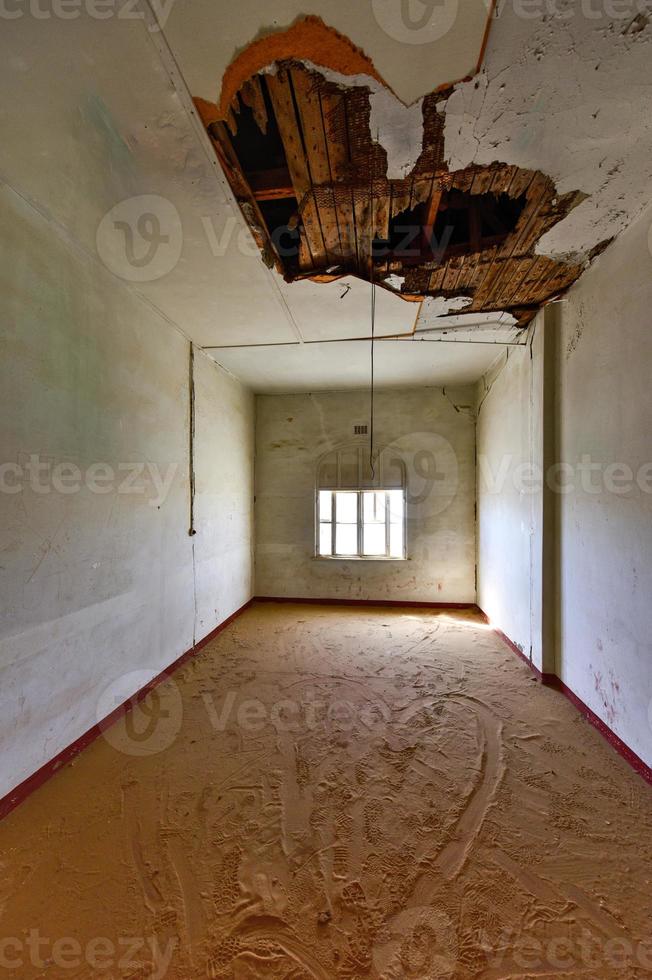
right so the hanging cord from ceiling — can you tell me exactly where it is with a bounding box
[369,146,377,482]
[370,275,376,480]
[188,342,198,651]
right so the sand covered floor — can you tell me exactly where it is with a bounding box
[0,603,651,978]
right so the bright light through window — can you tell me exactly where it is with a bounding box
[318,489,406,559]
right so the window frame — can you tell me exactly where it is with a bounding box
[315,487,407,561]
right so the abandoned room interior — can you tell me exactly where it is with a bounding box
[2,1,652,977]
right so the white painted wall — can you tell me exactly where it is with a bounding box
[194,353,254,637]
[255,387,476,603]
[0,185,254,800]
[555,206,652,767]
[477,209,652,767]
[475,317,545,670]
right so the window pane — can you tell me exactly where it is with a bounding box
[363,490,385,524]
[388,491,404,558]
[363,523,386,556]
[319,523,333,556]
[387,490,404,525]
[389,519,404,558]
[319,490,332,522]
[335,491,357,524]
[336,523,357,555]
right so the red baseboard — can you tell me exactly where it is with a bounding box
[488,618,652,787]
[492,627,557,685]
[0,598,253,824]
[542,675,652,786]
[254,595,481,611]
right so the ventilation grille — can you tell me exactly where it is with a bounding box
[353,424,368,436]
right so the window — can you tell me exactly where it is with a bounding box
[315,445,407,560]
[317,489,405,559]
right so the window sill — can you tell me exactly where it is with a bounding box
[313,556,408,562]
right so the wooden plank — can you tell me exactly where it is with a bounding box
[509,172,551,254]
[452,250,479,295]
[424,185,442,229]
[472,172,550,306]
[428,259,448,293]
[319,85,356,266]
[510,256,555,306]
[353,185,372,276]
[470,167,495,196]
[290,69,342,265]
[291,70,331,184]
[387,178,414,271]
[298,226,313,271]
[506,167,536,201]
[333,184,356,266]
[208,122,249,196]
[372,179,391,274]
[442,254,466,293]
[489,164,516,196]
[514,256,580,307]
[240,76,268,134]
[447,250,471,295]
[248,168,295,200]
[266,68,327,267]
[495,256,538,307]
[451,167,475,194]
[319,87,350,178]
[467,245,502,309]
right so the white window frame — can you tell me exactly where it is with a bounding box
[315,487,407,561]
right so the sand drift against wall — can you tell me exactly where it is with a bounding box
[0,605,650,977]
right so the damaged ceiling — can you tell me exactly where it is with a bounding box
[197,54,587,329]
[5,2,651,392]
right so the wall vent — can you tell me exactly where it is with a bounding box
[353,424,368,436]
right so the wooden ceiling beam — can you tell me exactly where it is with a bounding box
[248,168,295,201]
[265,68,328,267]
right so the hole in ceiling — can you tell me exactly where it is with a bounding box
[195,21,588,331]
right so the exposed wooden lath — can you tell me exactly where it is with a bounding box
[196,61,585,329]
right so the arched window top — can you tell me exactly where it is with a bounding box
[317,443,406,491]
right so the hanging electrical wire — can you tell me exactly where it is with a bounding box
[370,274,376,479]
[369,145,377,481]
